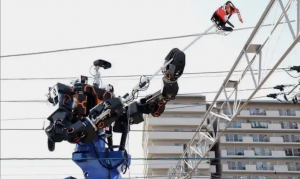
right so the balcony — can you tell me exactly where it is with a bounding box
[279,110,298,117]
[148,146,183,154]
[147,145,215,157]
[219,136,297,145]
[147,132,204,140]
[147,160,215,172]
[219,123,300,132]
[250,110,267,116]
[281,123,299,130]
[288,165,300,172]
[283,136,300,143]
[238,110,300,118]
[165,104,207,113]
[221,150,287,158]
[148,117,207,126]
[222,164,300,173]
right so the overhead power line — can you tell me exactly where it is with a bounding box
[1,129,299,133]
[0,21,295,58]
[0,174,220,179]
[0,68,286,81]
[0,86,277,103]
[1,156,298,160]
[0,92,288,122]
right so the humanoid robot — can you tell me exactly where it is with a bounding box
[44,48,186,179]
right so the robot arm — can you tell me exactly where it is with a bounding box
[45,83,75,144]
[89,48,185,127]
[127,48,186,123]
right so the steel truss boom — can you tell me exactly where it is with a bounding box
[168,0,300,178]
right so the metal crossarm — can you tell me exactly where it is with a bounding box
[168,0,300,178]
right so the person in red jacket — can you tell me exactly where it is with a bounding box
[211,1,243,32]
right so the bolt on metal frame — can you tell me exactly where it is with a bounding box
[168,0,300,178]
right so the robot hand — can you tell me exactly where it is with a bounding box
[45,83,75,146]
[88,97,124,129]
[163,48,185,83]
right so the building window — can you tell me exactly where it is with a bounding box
[249,108,266,115]
[284,148,300,156]
[281,122,298,129]
[279,109,296,116]
[253,177,276,179]
[173,102,183,105]
[190,102,200,105]
[280,177,300,179]
[229,121,242,128]
[282,135,300,142]
[174,143,183,146]
[227,147,245,155]
[252,148,271,156]
[223,108,232,115]
[256,162,274,170]
[227,161,246,170]
[224,177,250,179]
[287,162,300,171]
[252,134,269,142]
[285,148,293,156]
[250,121,268,128]
[225,134,243,142]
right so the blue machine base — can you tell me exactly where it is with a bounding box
[64,135,131,179]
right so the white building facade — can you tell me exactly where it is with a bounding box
[216,100,300,179]
[142,95,216,177]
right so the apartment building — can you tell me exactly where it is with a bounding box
[142,95,217,178]
[216,100,300,179]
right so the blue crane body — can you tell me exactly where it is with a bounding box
[64,132,131,179]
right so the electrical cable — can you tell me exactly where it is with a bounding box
[1,21,295,59]
[1,156,299,160]
[0,86,279,103]
[0,68,286,81]
[1,129,299,133]
[282,68,300,78]
[263,0,293,77]
[0,161,233,168]
[0,174,222,179]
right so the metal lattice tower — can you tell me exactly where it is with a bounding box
[168,0,300,178]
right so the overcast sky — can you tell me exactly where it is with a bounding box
[1,0,299,178]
